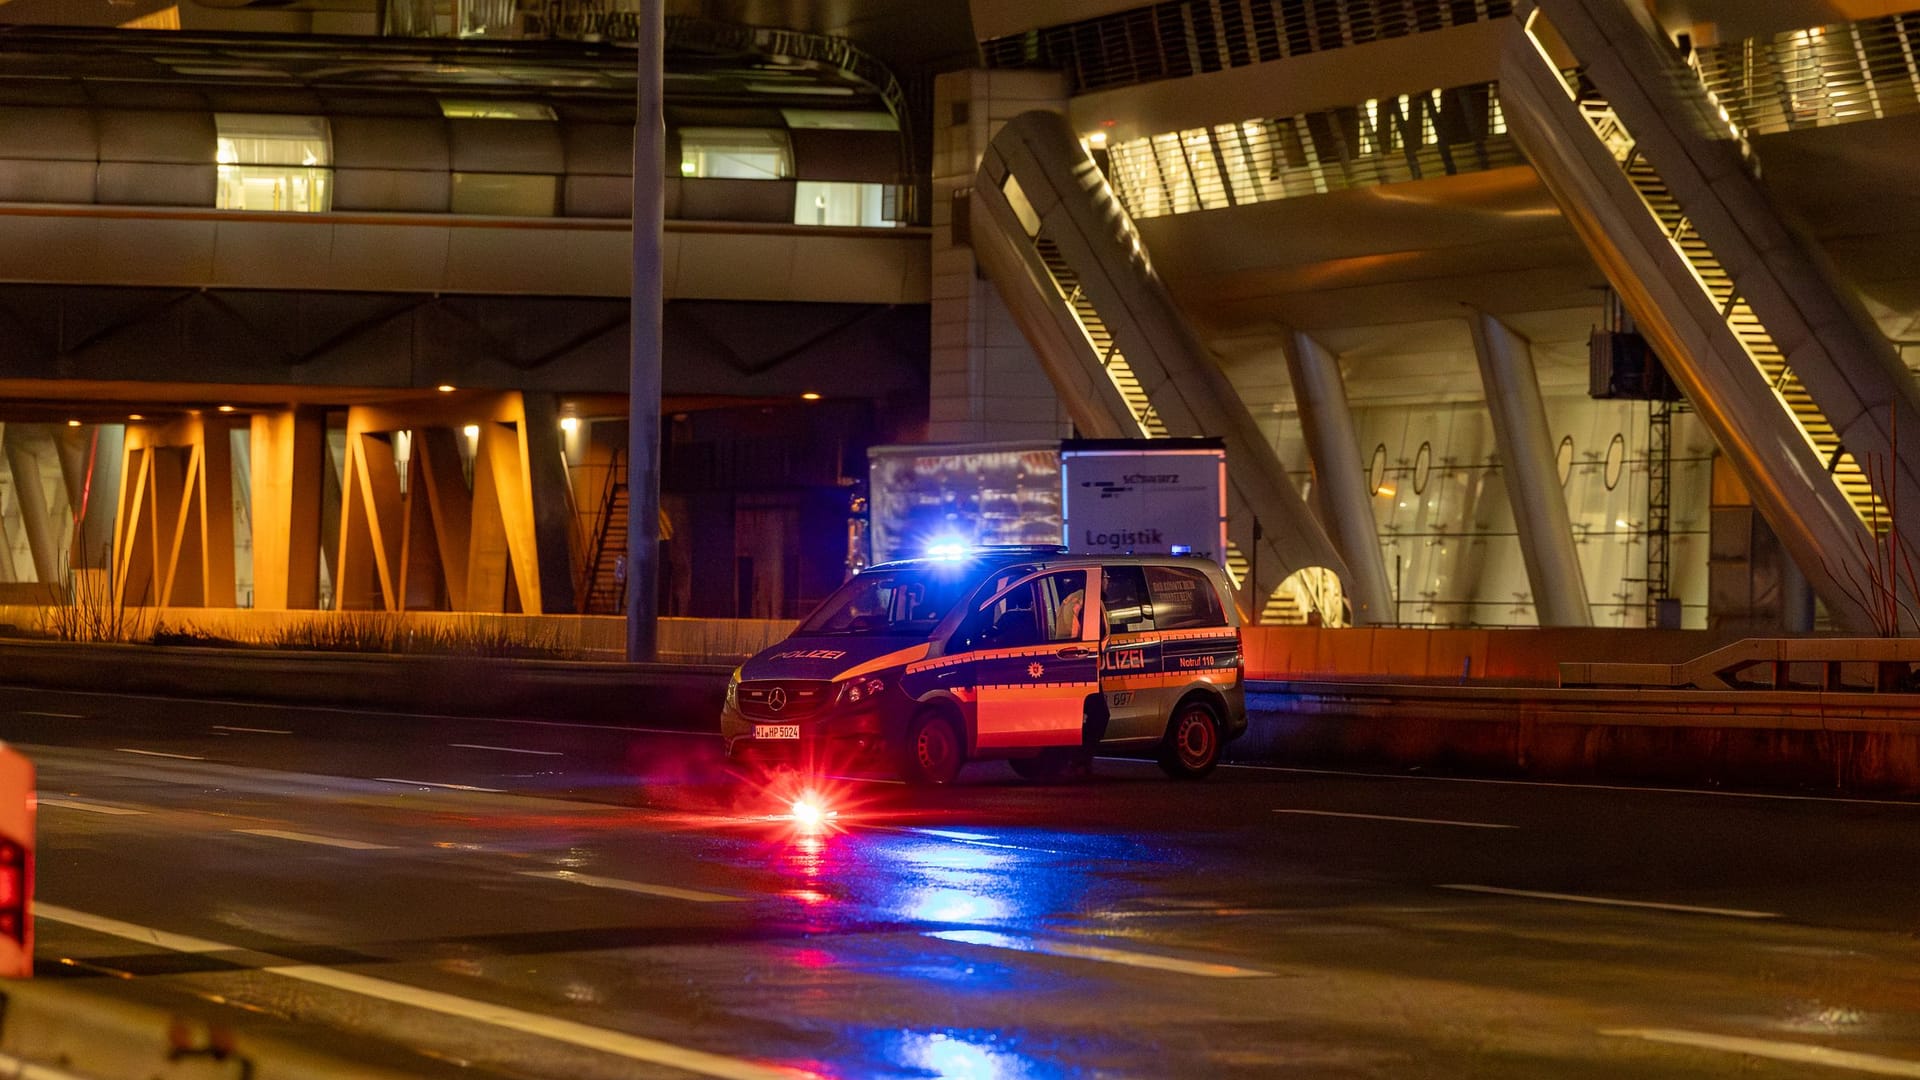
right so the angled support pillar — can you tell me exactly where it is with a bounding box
[336,410,405,611]
[1470,311,1591,627]
[411,428,471,610]
[1283,333,1395,624]
[56,423,120,577]
[248,408,325,610]
[5,425,59,585]
[521,393,579,614]
[113,417,237,608]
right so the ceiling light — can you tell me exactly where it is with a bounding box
[463,424,480,439]
[127,414,144,421]
[559,416,579,434]
[217,405,235,413]
[437,384,457,393]
[65,419,80,427]
[801,392,822,401]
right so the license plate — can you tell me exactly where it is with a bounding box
[754,724,801,740]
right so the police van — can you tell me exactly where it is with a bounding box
[721,546,1246,785]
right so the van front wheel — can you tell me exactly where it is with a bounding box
[1157,701,1221,780]
[900,709,965,787]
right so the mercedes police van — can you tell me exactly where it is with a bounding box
[721,546,1246,785]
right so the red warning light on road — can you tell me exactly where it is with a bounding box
[0,746,32,975]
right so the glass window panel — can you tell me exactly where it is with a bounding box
[439,99,557,120]
[792,180,897,227]
[451,172,557,216]
[679,127,792,180]
[215,114,332,213]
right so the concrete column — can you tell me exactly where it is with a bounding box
[627,0,663,658]
[1469,311,1592,627]
[249,409,324,610]
[928,69,1072,442]
[5,426,59,585]
[1283,334,1395,624]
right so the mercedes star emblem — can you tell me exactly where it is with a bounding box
[766,687,788,712]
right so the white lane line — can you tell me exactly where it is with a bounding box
[234,829,394,851]
[373,778,505,793]
[19,711,84,719]
[1602,1028,1920,1077]
[1439,884,1779,920]
[33,904,797,1080]
[449,744,563,757]
[114,748,204,761]
[39,798,147,816]
[1212,761,1920,807]
[213,725,293,735]
[1276,808,1515,829]
[519,869,744,904]
[927,929,1273,978]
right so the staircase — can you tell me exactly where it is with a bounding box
[1224,543,1305,624]
[1577,98,1884,529]
[1033,236,1168,438]
[581,455,628,614]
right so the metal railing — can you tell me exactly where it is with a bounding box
[1694,10,1920,137]
[982,0,1513,95]
[1101,81,1521,219]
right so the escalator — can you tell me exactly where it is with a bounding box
[971,110,1360,624]
[1501,0,1920,631]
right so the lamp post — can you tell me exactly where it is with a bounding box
[626,0,664,661]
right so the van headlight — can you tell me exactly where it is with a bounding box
[838,676,886,705]
[726,667,742,707]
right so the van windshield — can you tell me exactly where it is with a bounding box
[797,567,987,637]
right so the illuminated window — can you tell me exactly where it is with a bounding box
[216,114,331,213]
[679,128,791,180]
[793,181,897,227]
[439,99,557,121]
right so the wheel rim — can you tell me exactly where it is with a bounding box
[1175,710,1215,770]
[917,722,956,777]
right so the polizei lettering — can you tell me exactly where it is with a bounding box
[1085,528,1164,547]
[774,649,848,661]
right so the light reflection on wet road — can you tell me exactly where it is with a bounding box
[8,687,1920,1079]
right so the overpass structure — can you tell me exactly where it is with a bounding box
[0,1,1917,635]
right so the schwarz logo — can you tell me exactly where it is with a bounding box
[766,688,789,712]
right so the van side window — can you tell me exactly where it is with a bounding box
[1144,566,1225,629]
[1102,565,1154,635]
[956,570,1087,651]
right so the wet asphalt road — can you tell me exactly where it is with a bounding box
[6,683,1920,1079]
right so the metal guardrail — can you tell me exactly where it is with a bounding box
[1562,637,1920,692]
[982,0,1513,95]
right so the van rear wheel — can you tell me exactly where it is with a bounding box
[1157,701,1221,780]
[900,709,965,787]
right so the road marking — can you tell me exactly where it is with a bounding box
[33,904,799,1080]
[213,725,292,735]
[1276,808,1515,829]
[39,798,146,816]
[1439,884,1779,919]
[234,829,393,851]
[1211,761,1920,807]
[927,929,1273,978]
[519,869,744,904]
[449,744,563,757]
[19,711,84,719]
[373,778,505,793]
[114,748,204,761]
[1601,1028,1920,1076]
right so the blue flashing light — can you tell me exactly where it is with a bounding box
[1170,544,1192,556]
[924,539,970,559]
